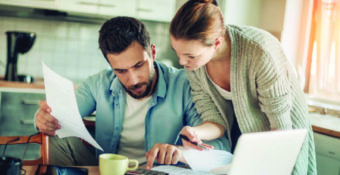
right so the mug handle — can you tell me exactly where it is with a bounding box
[127,159,139,171]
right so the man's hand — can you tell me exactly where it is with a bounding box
[35,100,61,136]
[145,143,183,170]
[181,126,214,151]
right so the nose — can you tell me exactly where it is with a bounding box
[179,56,188,66]
[127,72,139,86]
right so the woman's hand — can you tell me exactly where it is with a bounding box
[180,126,214,151]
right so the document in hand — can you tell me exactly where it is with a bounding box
[42,63,103,151]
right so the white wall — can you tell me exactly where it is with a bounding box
[0,16,107,82]
[0,16,176,82]
[224,0,262,27]
[224,0,286,39]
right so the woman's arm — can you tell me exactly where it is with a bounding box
[255,48,293,130]
[182,121,225,141]
[182,70,227,148]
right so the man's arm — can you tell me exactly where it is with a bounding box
[145,75,230,169]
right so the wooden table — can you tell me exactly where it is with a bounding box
[23,165,100,175]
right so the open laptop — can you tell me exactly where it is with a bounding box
[227,129,307,175]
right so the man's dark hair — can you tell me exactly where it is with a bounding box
[99,17,151,60]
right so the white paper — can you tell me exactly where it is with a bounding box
[182,149,233,173]
[42,63,103,151]
[152,165,216,175]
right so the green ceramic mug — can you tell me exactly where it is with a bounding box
[99,154,138,175]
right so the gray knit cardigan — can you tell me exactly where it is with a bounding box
[186,25,317,175]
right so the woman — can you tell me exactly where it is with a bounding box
[170,0,317,174]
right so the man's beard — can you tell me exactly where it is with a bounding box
[125,81,152,99]
[124,70,155,99]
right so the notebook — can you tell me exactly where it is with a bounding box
[224,129,308,175]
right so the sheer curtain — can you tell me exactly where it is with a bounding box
[281,0,340,104]
[308,0,340,103]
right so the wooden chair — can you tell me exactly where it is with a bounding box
[0,132,49,165]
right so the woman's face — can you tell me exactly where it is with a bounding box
[170,35,216,71]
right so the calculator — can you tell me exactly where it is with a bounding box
[125,168,169,175]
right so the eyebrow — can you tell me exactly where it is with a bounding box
[113,60,145,71]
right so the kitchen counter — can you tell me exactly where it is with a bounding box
[309,113,340,138]
[1,80,340,139]
[0,80,44,89]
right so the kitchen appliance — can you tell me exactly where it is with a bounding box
[4,31,36,83]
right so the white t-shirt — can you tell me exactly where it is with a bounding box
[116,93,151,163]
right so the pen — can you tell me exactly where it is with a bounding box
[179,134,199,146]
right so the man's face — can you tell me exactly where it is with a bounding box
[107,41,156,99]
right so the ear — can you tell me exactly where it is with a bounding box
[214,36,223,50]
[151,44,156,61]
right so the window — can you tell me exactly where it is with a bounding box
[305,0,340,103]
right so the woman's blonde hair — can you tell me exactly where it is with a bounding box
[170,0,225,46]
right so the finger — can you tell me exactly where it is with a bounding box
[191,137,202,144]
[39,117,58,131]
[165,146,175,165]
[36,118,59,133]
[44,115,58,124]
[200,143,214,150]
[36,119,48,131]
[43,120,58,129]
[171,149,181,164]
[181,127,197,140]
[38,122,56,132]
[181,132,201,144]
[181,127,195,139]
[36,108,58,126]
[146,148,158,170]
[157,145,167,164]
[182,140,204,151]
[39,101,52,113]
[145,151,149,159]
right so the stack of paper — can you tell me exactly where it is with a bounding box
[152,149,233,175]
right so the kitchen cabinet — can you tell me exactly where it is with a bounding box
[136,0,175,22]
[0,0,177,22]
[0,0,59,11]
[313,132,340,175]
[58,0,98,15]
[98,0,137,17]
[0,88,45,161]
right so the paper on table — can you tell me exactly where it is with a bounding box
[182,149,233,173]
[42,63,103,151]
[152,165,216,175]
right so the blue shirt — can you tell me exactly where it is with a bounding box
[75,61,230,155]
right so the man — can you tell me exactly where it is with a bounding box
[35,17,229,169]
